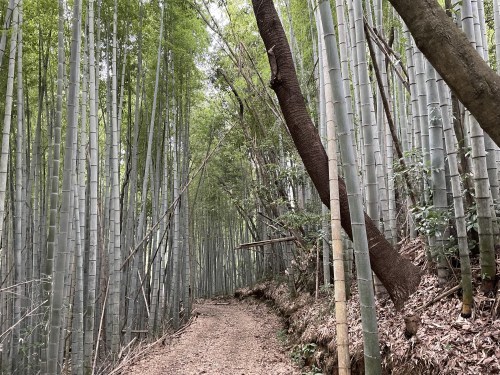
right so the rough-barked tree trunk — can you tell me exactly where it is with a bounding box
[251,0,420,309]
[388,0,500,146]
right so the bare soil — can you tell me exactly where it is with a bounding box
[123,299,300,375]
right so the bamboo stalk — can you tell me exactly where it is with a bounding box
[364,18,417,206]
[236,237,296,249]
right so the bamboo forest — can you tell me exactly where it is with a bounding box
[0,0,500,373]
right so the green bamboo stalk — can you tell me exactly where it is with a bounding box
[320,2,381,373]
[318,4,350,373]
[461,0,496,291]
[47,0,82,372]
[436,75,473,317]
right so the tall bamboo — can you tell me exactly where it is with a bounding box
[12,2,23,370]
[109,0,122,353]
[84,0,99,371]
[318,3,350,373]
[494,0,500,71]
[320,2,380,373]
[132,3,164,334]
[315,7,331,287]
[461,0,496,291]
[43,0,63,368]
[0,0,14,68]
[47,0,82,372]
[426,65,449,285]
[436,75,473,317]
[124,2,144,345]
[352,0,379,224]
[0,0,18,276]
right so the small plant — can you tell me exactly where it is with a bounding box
[303,366,323,375]
[290,342,318,367]
[319,283,333,296]
[276,329,289,346]
[410,204,451,238]
[393,148,429,197]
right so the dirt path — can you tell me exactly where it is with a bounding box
[124,299,300,375]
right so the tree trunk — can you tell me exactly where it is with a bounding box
[388,0,500,146]
[251,0,421,310]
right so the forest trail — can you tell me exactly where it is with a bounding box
[123,299,300,375]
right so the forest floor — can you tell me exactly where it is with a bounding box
[113,239,500,375]
[119,299,300,375]
[235,238,500,374]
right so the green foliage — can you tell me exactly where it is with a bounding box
[303,368,323,375]
[393,148,429,197]
[484,0,497,71]
[410,204,451,238]
[284,0,317,108]
[276,328,290,346]
[398,145,485,258]
[409,194,480,257]
[278,210,323,242]
[290,342,317,367]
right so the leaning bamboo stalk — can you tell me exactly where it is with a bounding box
[121,122,238,270]
[92,279,109,375]
[315,9,331,287]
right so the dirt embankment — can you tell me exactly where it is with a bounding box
[122,300,300,375]
[235,257,500,374]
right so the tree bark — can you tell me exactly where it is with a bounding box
[389,0,500,146]
[251,0,421,310]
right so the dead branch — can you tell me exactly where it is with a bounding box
[415,284,461,313]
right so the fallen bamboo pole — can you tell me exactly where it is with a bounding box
[236,236,296,249]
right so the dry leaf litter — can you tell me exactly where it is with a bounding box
[236,238,500,374]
